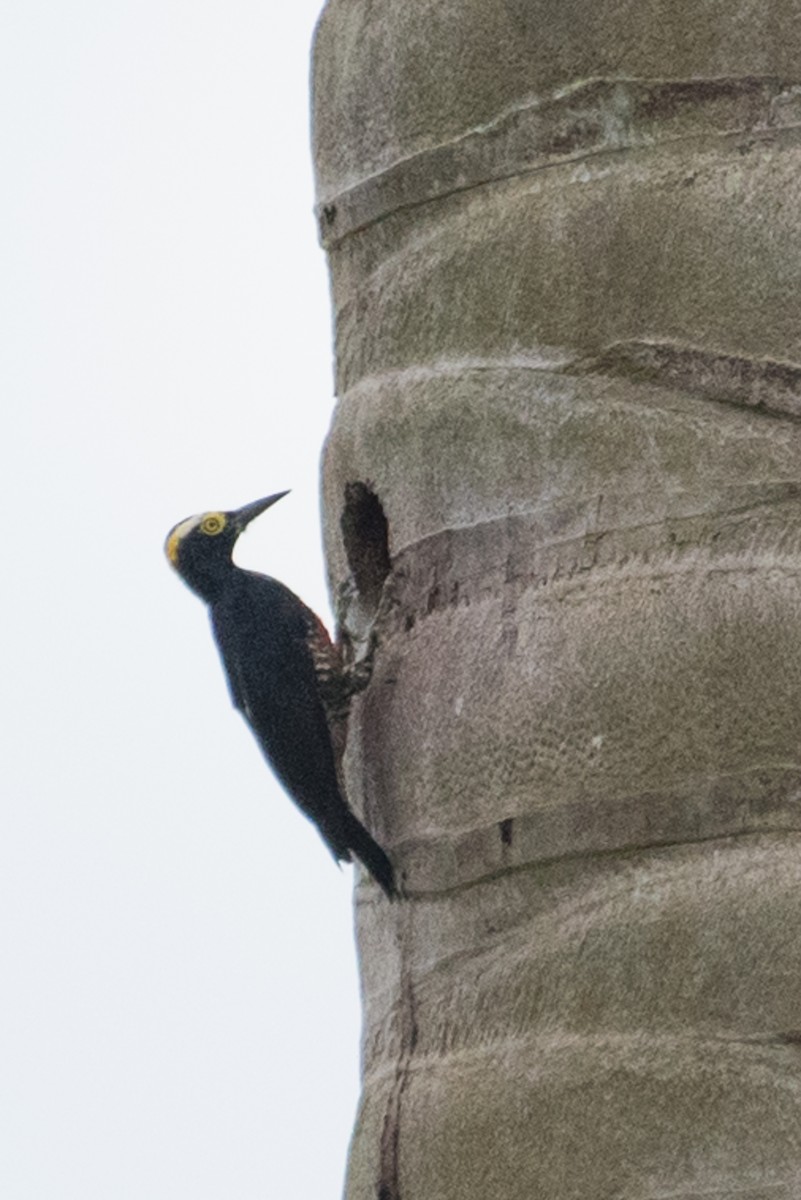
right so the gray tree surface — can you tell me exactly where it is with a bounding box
[313,2,801,1197]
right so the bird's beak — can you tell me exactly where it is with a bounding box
[232,491,290,531]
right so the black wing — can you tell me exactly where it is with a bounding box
[210,571,353,859]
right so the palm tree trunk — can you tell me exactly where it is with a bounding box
[313,2,801,1196]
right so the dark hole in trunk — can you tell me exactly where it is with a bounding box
[341,482,391,613]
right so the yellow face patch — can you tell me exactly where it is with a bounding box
[165,529,181,565]
[165,510,227,566]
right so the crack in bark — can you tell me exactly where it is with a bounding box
[376,912,418,1200]
[499,817,514,848]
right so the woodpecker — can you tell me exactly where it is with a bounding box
[165,492,396,898]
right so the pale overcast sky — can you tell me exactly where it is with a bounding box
[2,3,365,1197]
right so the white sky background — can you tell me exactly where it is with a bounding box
[1,3,366,1197]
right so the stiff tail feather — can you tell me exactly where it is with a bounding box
[343,810,397,899]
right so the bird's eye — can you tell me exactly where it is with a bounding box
[200,514,226,536]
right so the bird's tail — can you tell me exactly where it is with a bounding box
[342,810,397,899]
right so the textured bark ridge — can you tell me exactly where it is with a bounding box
[313,2,801,1197]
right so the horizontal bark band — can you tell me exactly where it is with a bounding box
[317,75,801,245]
[394,770,801,895]
[347,505,801,895]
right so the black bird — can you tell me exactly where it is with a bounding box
[165,492,396,897]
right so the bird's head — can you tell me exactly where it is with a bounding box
[165,491,289,601]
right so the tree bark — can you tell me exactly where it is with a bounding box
[313,2,801,1197]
